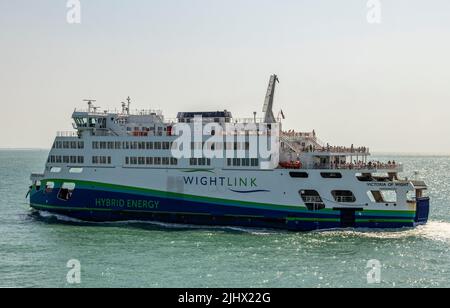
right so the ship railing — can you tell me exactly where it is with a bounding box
[302,163,403,171]
[74,108,163,116]
[281,131,325,144]
[334,196,357,203]
[57,131,79,137]
[302,196,323,203]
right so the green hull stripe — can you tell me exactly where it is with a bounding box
[31,203,416,225]
[356,219,415,223]
[37,178,417,218]
[286,217,340,223]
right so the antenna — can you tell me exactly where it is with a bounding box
[83,99,97,112]
[126,96,131,115]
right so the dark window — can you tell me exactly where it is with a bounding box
[299,190,325,211]
[332,190,356,203]
[321,172,342,179]
[57,183,75,201]
[289,172,309,178]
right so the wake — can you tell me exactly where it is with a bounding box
[32,211,450,241]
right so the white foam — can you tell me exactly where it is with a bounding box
[34,211,450,242]
[311,221,450,243]
[417,221,450,243]
[36,210,85,223]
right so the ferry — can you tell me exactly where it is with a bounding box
[28,75,430,231]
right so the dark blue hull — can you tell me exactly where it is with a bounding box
[29,180,430,232]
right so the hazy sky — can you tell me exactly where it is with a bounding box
[1,0,449,153]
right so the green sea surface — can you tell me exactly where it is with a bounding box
[0,150,449,287]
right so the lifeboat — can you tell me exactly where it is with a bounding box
[279,161,302,169]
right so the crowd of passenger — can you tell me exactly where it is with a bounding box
[313,160,398,170]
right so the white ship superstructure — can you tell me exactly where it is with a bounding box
[29,75,430,231]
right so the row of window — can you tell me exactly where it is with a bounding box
[53,141,84,149]
[47,155,257,167]
[92,141,174,150]
[90,141,252,151]
[189,158,212,166]
[48,155,84,164]
[226,158,259,167]
[289,172,343,179]
[193,142,251,151]
[300,190,357,211]
[299,189,398,211]
[92,156,112,165]
[125,157,178,166]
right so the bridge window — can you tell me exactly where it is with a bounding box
[331,190,356,203]
[299,190,325,211]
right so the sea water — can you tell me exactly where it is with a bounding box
[0,150,449,287]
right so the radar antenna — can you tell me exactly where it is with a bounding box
[83,99,99,113]
[262,74,279,123]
